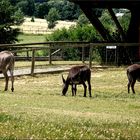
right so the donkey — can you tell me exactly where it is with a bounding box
[0,51,15,92]
[127,64,140,94]
[62,65,91,97]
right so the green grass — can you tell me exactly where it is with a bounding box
[0,67,140,139]
[17,34,46,44]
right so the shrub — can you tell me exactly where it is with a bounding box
[46,25,104,62]
[46,8,60,29]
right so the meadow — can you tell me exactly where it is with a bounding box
[0,66,140,139]
[17,34,46,44]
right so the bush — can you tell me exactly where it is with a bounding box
[46,25,104,62]
[77,14,90,26]
[46,8,60,29]
[31,17,35,22]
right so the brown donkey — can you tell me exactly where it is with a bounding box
[0,51,15,92]
[127,64,140,94]
[62,65,91,97]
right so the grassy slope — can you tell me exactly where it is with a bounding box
[17,34,46,44]
[0,67,140,139]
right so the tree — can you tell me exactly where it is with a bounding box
[59,0,81,20]
[46,8,60,29]
[47,0,81,20]
[0,0,24,44]
[16,1,28,15]
[35,2,49,18]
[16,0,35,16]
[119,12,131,32]
[77,14,90,26]
[100,10,115,34]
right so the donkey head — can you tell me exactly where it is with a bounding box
[62,75,69,96]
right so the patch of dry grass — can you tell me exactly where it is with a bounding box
[17,17,76,34]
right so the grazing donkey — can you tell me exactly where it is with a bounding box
[127,64,140,94]
[0,51,15,92]
[62,65,91,97]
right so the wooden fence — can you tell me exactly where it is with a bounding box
[0,41,139,75]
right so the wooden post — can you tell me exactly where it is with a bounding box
[49,45,52,65]
[82,46,85,63]
[31,49,35,76]
[89,44,92,68]
[27,48,29,61]
[105,47,108,65]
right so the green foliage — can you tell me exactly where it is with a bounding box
[14,8,24,25]
[47,0,81,20]
[0,0,24,44]
[17,33,46,43]
[46,7,60,29]
[16,1,28,15]
[35,2,49,18]
[119,12,131,32]
[100,9,131,40]
[28,0,35,16]
[59,0,81,20]
[46,25,101,42]
[63,48,81,61]
[92,47,102,63]
[46,25,103,62]
[13,0,81,20]
[100,10,116,33]
[31,16,35,22]
[92,8,103,17]
[16,0,35,16]
[77,14,90,26]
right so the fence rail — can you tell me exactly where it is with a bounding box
[0,41,140,47]
[0,41,139,76]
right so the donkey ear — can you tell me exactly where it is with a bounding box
[62,75,66,83]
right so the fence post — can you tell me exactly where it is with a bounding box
[89,44,92,68]
[49,44,52,65]
[82,46,85,63]
[31,49,35,76]
[27,48,29,61]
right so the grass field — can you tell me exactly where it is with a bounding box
[17,34,46,44]
[0,67,140,139]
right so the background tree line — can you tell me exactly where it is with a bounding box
[0,0,104,44]
[0,0,130,64]
[10,0,81,20]
[0,0,81,44]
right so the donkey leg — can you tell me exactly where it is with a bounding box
[128,81,131,93]
[72,84,77,96]
[75,85,77,96]
[71,85,75,96]
[9,69,14,92]
[131,80,136,94]
[87,80,92,97]
[3,72,9,91]
[127,74,133,94]
[82,82,87,97]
